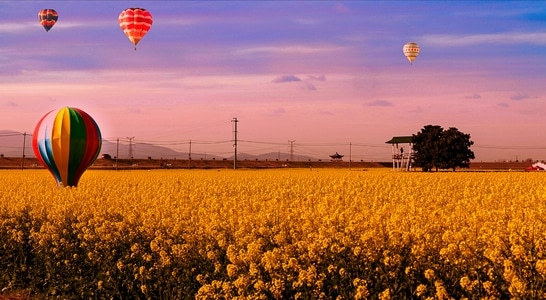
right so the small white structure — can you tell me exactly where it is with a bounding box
[385,136,413,171]
[533,162,546,169]
[526,162,546,171]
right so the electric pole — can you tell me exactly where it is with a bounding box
[127,136,135,159]
[116,138,119,171]
[232,117,238,169]
[288,140,295,161]
[349,142,352,169]
[188,140,192,169]
[21,132,27,170]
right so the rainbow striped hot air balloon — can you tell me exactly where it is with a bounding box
[32,107,102,187]
[38,9,58,32]
[118,7,153,50]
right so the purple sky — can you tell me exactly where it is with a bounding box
[1,1,545,161]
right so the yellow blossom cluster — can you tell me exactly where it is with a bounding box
[0,168,545,298]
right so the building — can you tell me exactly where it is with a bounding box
[385,136,413,171]
[329,152,344,161]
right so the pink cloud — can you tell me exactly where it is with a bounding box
[464,93,481,99]
[510,93,529,101]
[366,100,393,107]
[272,75,301,83]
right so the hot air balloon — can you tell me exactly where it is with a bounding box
[403,42,420,64]
[118,8,153,50]
[32,107,102,187]
[38,9,58,32]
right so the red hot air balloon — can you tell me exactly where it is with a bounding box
[118,8,153,50]
[38,9,58,32]
[32,107,102,187]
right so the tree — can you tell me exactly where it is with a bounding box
[412,125,474,171]
[438,127,475,171]
[411,125,443,172]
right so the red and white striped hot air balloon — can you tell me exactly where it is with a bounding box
[118,8,153,50]
[403,42,420,64]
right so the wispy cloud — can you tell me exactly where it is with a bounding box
[303,82,316,91]
[292,18,320,25]
[333,3,351,13]
[497,102,510,107]
[272,75,301,83]
[421,32,546,46]
[125,107,143,114]
[272,75,319,91]
[0,22,36,33]
[464,93,481,99]
[454,7,545,19]
[270,108,286,117]
[155,16,202,26]
[235,45,345,55]
[510,93,529,101]
[308,74,326,81]
[366,100,393,107]
[409,107,424,113]
[318,109,334,116]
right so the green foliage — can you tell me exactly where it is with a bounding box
[412,125,475,171]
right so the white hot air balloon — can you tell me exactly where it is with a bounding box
[403,42,420,64]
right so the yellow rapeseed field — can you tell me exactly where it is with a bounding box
[1,168,546,299]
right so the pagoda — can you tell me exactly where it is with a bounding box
[329,152,344,161]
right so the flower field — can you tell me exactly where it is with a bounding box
[1,168,546,299]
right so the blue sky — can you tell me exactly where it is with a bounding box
[1,1,545,161]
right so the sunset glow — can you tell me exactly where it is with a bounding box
[1,1,545,161]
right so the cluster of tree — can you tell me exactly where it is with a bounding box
[412,125,475,172]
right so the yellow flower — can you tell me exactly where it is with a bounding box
[424,269,435,281]
[416,284,427,296]
[379,288,390,300]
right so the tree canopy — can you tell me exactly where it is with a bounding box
[412,125,475,171]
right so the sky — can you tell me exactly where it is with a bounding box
[1,1,545,162]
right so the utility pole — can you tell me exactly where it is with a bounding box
[232,117,238,169]
[188,140,192,169]
[116,138,119,171]
[21,132,27,170]
[349,142,352,169]
[127,136,135,159]
[288,140,295,161]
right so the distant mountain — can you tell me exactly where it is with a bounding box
[100,140,188,159]
[0,130,199,159]
[1,130,318,161]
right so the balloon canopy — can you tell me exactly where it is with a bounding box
[32,107,102,187]
[403,42,420,64]
[38,9,58,32]
[118,8,153,50]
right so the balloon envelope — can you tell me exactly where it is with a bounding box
[118,7,153,49]
[32,107,102,187]
[38,9,58,32]
[403,42,420,64]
